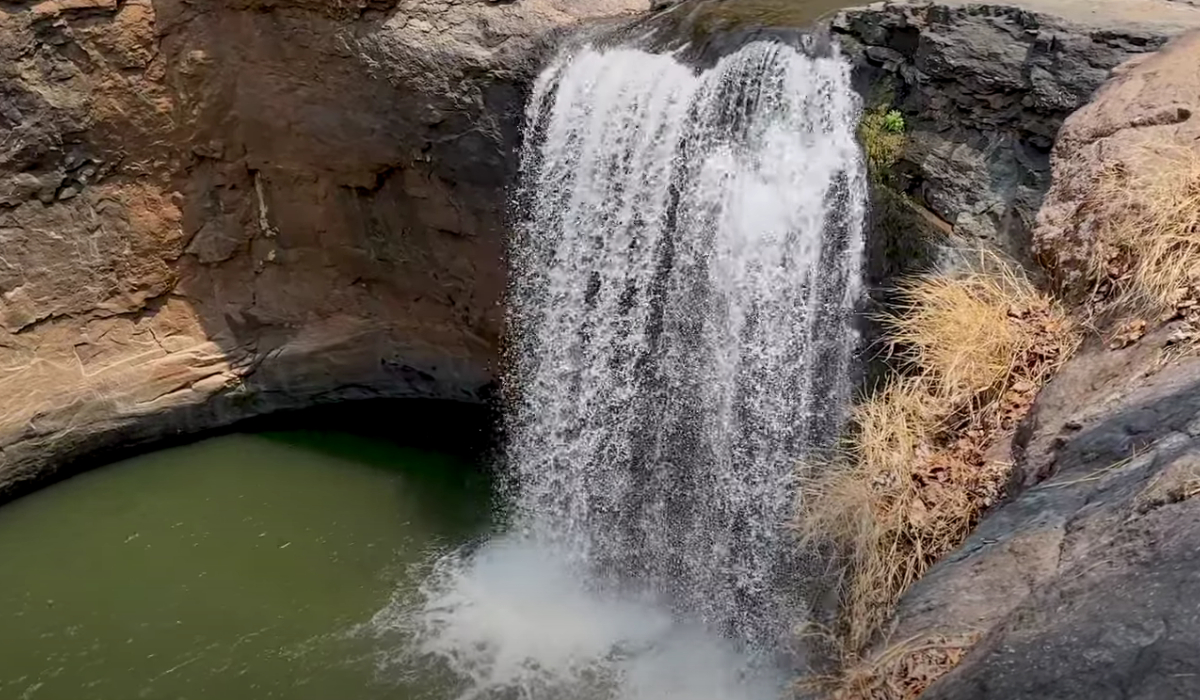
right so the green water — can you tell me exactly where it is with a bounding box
[0,432,492,700]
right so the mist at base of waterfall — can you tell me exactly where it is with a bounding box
[368,535,789,700]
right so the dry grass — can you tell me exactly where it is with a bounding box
[800,634,981,700]
[888,251,1079,401]
[796,250,1079,688]
[1084,145,1200,320]
[798,377,991,654]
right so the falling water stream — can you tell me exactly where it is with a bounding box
[391,39,867,700]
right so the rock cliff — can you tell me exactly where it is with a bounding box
[876,30,1200,700]
[832,0,1200,262]
[7,0,1200,695]
[0,0,646,501]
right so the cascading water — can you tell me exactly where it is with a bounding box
[510,38,866,645]
[374,38,866,700]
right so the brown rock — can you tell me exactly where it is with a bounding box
[0,0,647,502]
[1034,30,1200,296]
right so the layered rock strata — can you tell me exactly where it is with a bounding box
[0,0,646,501]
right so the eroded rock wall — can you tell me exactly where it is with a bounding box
[0,0,647,500]
[832,2,1200,263]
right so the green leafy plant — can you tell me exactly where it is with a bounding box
[882,109,905,134]
[859,106,907,180]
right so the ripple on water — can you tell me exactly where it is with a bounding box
[0,431,490,700]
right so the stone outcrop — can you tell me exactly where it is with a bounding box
[0,0,646,501]
[1034,29,1200,297]
[831,0,1200,262]
[875,31,1200,699]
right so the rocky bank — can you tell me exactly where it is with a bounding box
[0,0,646,501]
[869,30,1200,699]
[832,0,1200,266]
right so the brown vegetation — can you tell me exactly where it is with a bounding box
[1077,145,1200,343]
[797,250,1079,695]
[800,634,981,700]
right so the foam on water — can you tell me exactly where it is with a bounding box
[395,536,785,700]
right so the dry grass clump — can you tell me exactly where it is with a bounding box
[1083,146,1200,333]
[888,254,1078,401]
[797,251,1079,690]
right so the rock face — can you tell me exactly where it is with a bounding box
[0,0,646,501]
[879,32,1200,700]
[831,1,1200,261]
[1034,30,1200,296]
[927,335,1200,700]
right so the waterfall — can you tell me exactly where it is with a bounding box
[509,40,865,642]
[384,38,866,700]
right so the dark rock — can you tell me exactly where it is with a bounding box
[915,329,1200,699]
[831,2,1197,262]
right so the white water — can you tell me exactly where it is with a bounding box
[374,40,866,699]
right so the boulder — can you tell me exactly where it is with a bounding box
[1034,30,1200,297]
[0,0,647,502]
[920,331,1200,699]
[877,31,1200,700]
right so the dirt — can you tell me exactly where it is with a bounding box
[940,0,1200,31]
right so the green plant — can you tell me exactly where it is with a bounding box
[859,106,907,181]
[882,110,905,134]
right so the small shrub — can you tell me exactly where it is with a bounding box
[881,110,905,134]
[860,106,907,180]
[796,250,1079,683]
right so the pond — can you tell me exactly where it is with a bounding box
[0,430,492,700]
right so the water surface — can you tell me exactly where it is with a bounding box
[0,431,490,700]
